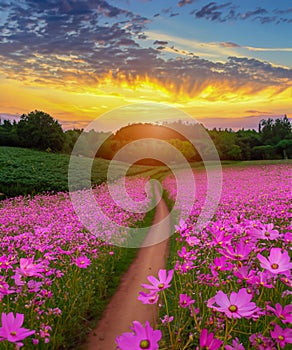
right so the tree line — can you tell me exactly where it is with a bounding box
[0,110,291,161]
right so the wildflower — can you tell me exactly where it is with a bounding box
[257,248,292,277]
[219,241,253,261]
[199,328,223,350]
[0,312,35,347]
[249,333,275,349]
[249,271,274,288]
[266,303,292,324]
[141,269,174,293]
[116,321,162,350]
[138,291,159,304]
[160,315,174,325]
[252,223,280,240]
[270,324,292,348]
[16,257,44,277]
[179,294,195,308]
[225,337,245,349]
[208,288,261,319]
[75,256,91,268]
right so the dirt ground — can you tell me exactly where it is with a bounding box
[85,188,170,350]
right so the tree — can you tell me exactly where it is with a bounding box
[17,110,64,151]
[259,116,291,146]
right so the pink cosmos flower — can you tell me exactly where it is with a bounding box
[248,271,274,288]
[16,257,44,277]
[198,328,223,350]
[270,324,292,348]
[249,333,275,350]
[219,241,253,261]
[75,256,91,268]
[160,315,174,325]
[138,291,159,304]
[0,255,13,270]
[116,321,162,350]
[141,269,174,293]
[179,294,195,308]
[0,281,15,299]
[208,288,261,319]
[266,303,292,324]
[225,337,245,349]
[252,223,280,240]
[0,312,35,347]
[257,248,292,277]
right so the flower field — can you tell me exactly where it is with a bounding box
[0,162,291,349]
[117,164,292,349]
[0,177,152,349]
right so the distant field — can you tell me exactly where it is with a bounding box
[0,147,290,198]
[0,147,162,198]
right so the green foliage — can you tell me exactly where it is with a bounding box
[17,110,64,151]
[0,147,163,198]
[0,111,291,161]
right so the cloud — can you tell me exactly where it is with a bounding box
[194,2,232,22]
[0,0,291,103]
[153,40,169,46]
[219,41,240,48]
[240,7,267,19]
[245,110,272,114]
[191,2,292,24]
[178,0,196,7]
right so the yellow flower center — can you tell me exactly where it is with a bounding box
[10,331,17,336]
[140,339,150,349]
[229,305,238,312]
[278,335,285,341]
[158,283,164,289]
[271,263,279,269]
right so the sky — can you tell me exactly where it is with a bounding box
[0,0,291,130]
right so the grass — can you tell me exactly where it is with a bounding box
[0,147,160,198]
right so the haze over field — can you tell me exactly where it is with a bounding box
[0,0,291,130]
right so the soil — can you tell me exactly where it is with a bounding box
[85,187,170,350]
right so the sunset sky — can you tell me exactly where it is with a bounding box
[0,0,291,130]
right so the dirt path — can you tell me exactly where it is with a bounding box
[85,187,170,350]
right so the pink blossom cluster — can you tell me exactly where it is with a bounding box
[0,177,151,348]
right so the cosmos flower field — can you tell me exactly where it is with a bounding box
[0,177,151,349]
[0,164,291,349]
[123,164,291,350]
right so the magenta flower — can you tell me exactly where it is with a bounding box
[267,303,292,324]
[116,321,162,350]
[75,256,91,268]
[219,241,253,261]
[179,294,195,308]
[257,248,292,277]
[0,312,35,347]
[225,337,245,349]
[16,257,44,277]
[199,328,223,350]
[253,223,280,240]
[138,291,159,304]
[208,288,261,319]
[270,324,292,348]
[141,269,174,293]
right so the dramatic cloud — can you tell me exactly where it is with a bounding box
[0,0,291,103]
[191,2,292,24]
